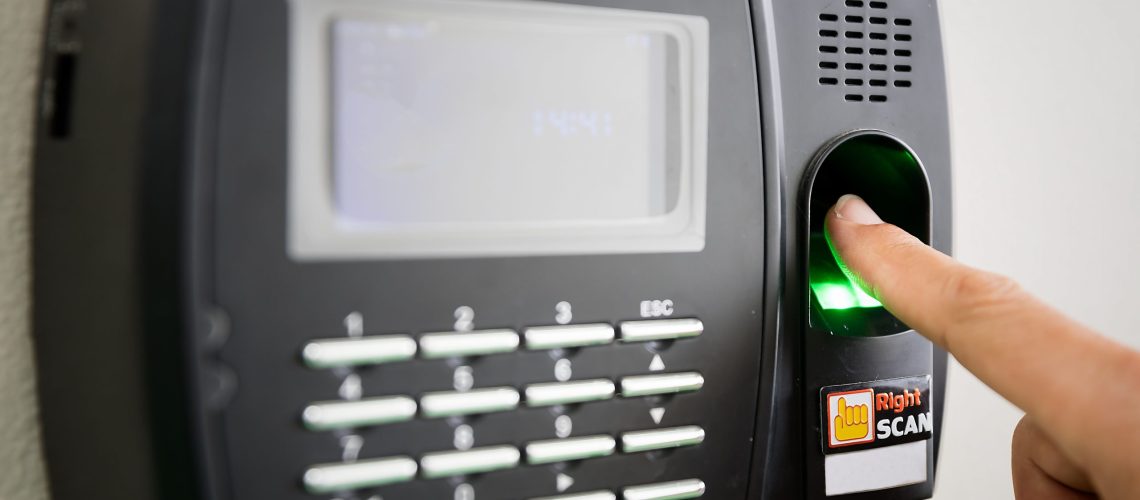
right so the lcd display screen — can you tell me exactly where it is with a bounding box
[332,17,677,226]
[288,0,707,259]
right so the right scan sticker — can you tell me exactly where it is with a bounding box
[821,375,933,454]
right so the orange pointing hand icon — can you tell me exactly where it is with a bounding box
[833,397,870,441]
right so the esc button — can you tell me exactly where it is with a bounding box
[619,318,703,343]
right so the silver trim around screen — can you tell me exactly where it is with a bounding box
[287,0,709,260]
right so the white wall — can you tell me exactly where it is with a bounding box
[935,1,1140,499]
[1,1,1138,499]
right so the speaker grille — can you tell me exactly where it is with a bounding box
[818,1,913,103]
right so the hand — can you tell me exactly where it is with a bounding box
[834,396,871,442]
[825,194,1140,500]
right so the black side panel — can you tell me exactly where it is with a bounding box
[139,0,204,497]
[751,0,952,498]
[32,0,202,498]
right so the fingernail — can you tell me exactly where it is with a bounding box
[834,194,883,225]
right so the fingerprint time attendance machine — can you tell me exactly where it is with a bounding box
[32,0,952,499]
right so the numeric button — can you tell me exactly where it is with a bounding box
[525,435,616,464]
[525,379,615,407]
[302,335,417,369]
[419,445,520,478]
[302,396,417,431]
[419,387,520,418]
[419,329,519,358]
[622,479,705,500]
[302,456,417,494]
[532,492,617,500]
[524,324,614,350]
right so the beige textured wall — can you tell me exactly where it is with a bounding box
[0,0,49,499]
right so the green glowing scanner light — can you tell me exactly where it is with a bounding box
[805,132,928,336]
[808,233,883,311]
[809,280,882,310]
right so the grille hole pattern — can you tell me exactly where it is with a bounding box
[817,0,913,103]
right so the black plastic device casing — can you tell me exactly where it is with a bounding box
[30,0,951,499]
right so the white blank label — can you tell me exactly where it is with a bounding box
[824,440,928,496]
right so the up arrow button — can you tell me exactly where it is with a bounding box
[648,354,665,372]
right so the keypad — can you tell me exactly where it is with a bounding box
[299,318,705,497]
